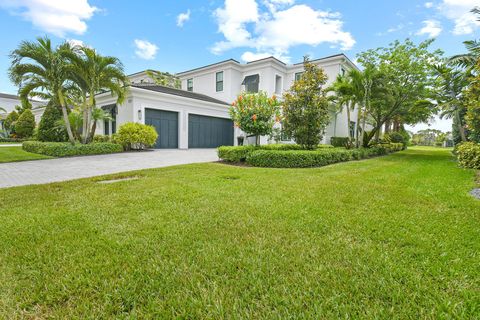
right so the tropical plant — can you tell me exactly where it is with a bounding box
[449,7,480,70]
[431,63,469,142]
[145,70,181,89]
[88,107,113,142]
[464,61,480,142]
[229,91,281,145]
[0,107,6,113]
[327,74,357,141]
[14,108,35,138]
[65,46,128,143]
[282,57,330,149]
[9,37,77,144]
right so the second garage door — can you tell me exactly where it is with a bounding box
[145,109,178,149]
[188,114,234,148]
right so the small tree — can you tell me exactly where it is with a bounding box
[4,110,19,134]
[465,62,480,143]
[15,108,35,138]
[229,91,280,145]
[282,57,330,149]
[38,103,67,142]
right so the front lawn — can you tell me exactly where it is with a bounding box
[0,146,52,163]
[0,147,478,318]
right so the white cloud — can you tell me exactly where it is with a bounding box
[438,0,480,35]
[67,39,84,47]
[0,0,97,37]
[212,1,355,61]
[134,39,158,60]
[424,2,434,8]
[416,19,442,37]
[241,51,290,63]
[176,9,190,27]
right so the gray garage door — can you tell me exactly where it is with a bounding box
[188,114,234,148]
[145,109,178,149]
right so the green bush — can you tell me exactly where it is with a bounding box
[0,137,26,143]
[22,141,123,157]
[331,137,353,148]
[93,134,111,143]
[4,111,19,133]
[15,109,35,138]
[456,142,480,169]
[217,144,333,162]
[246,143,404,168]
[384,132,408,149]
[37,104,67,142]
[115,122,158,150]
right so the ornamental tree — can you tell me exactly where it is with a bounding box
[15,108,35,138]
[282,56,330,149]
[4,110,19,134]
[229,91,280,145]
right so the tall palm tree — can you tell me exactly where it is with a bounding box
[432,64,469,141]
[65,46,128,143]
[9,37,76,144]
[88,107,113,142]
[327,75,356,142]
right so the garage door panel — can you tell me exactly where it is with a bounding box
[188,114,233,148]
[145,109,178,149]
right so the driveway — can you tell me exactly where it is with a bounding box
[0,149,219,188]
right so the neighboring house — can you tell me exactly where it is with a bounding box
[95,53,360,149]
[0,93,46,130]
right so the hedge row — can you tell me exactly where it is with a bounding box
[456,142,480,169]
[23,141,123,157]
[217,144,333,162]
[0,137,26,143]
[247,143,403,168]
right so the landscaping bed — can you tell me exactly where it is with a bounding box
[22,141,123,157]
[218,143,403,168]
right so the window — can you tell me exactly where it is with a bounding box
[349,121,356,139]
[216,71,223,92]
[242,74,259,93]
[102,104,117,135]
[187,78,193,92]
[295,72,303,81]
[275,75,282,94]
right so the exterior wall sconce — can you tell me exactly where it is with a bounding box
[138,109,142,121]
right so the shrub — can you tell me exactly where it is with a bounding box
[0,137,26,143]
[245,143,404,168]
[384,132,408,149]
[93,134,111,143]
[115,122,158,150]
[14,109,35,138]
[331,137,353,148]
[217,144,332,162]
[22,141,123,157]
[456,142,480,169]
[37,104,67,142]
[4,111,19,133]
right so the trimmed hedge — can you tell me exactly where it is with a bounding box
[217,144,333,162]
[0,137,26,143]
[247,143,403,168]
[456,142,480,169]
[22,141,123,157]
[331,137,352,148]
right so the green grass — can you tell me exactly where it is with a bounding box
[0,146,52,163]
[0,147,478,318]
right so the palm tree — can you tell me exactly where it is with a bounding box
[9,37,76,144]
[65,46,128,143]
[432,64,469,141]
[449,7,480,69]
[88,107,113,142]
[0,107,6,113]
[327,75,356,142]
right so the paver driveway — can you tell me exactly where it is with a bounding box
[0,149,219,188]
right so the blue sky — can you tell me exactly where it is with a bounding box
[0,0,479,131]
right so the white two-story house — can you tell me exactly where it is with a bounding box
[94,53,359,149]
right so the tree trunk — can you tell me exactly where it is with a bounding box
[384,120,391,134]
[454,109,467,142]
[58,90,75,145]
[346,102,351,139]
[255,135,260,146]
[89,120,97,142]
[81,99,88,144]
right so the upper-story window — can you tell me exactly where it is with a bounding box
[275,75,282,95]
[216,71,224,92]
[294,72,303,81]
[187,78,193,92]
[242,74,259,93]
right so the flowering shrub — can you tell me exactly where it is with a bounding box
[229,91,281,145]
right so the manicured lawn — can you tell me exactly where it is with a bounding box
[0,147,478,318]
[0,146,52,163]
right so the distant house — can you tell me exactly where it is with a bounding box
[0,93,46,130]
[95,53,361,149]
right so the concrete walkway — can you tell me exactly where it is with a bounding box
[0,149,219,188]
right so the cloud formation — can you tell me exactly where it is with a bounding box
[212,0,355,62]
[177,9,190,27]
[134,39,158,60]
[0,0,97,37]
[438,0,480,35]
[417,19,442,37]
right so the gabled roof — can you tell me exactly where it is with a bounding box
[132,84,229,105]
